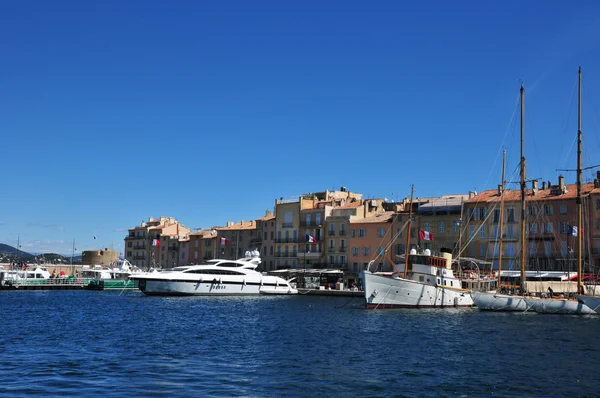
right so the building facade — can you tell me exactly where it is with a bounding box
[124,216,190,269]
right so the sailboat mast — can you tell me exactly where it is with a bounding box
[520,84,527,294]
[498,149,506,289]
[577,66,583,294]
[457,198,463,267]
[404,184,414,278]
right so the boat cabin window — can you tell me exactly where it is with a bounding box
[419,276,424,282]
[218,262,243,268]
[185,270,246,276]
[408,255,446,268]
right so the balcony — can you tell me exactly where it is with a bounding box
[274,238,298,244]
[133,245,146,250]
[281,223,294,228]
[275,252,298,258]
[328,231,336,236]
[168,246,178,251]
[339,230,347,236]
[297,251,323,258]
[328,247,336,253]
[340,247,347,253]
[133,255,146,260]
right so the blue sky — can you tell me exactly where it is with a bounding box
[3,0,600,255]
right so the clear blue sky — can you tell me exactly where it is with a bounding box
[3,0,600,255]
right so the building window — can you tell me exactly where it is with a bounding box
[306,214,311,226]
[439,222,445,233]
[377,228,386,237]
[491,225,499,238]
[350,229,356,238]
[543,222,553,234]
[544,205,553,215]
[528,206,537,216]
[359,229,365,237]
[396,244,405,255]
[506,224,514,238]
[480,227,485,238]
[352,247,359,256]
[453,221,459,233]
[528,223,538,234]
[507,208,515,223]
[469,225,475,238]
[377,247,385,256]
[560,205,567,215]
[363,247,371,256]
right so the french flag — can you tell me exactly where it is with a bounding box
[219,237,229,246]
[306,234,316,243]
[419,230,434,241]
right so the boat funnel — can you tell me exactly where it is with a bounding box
[441,251,452,269]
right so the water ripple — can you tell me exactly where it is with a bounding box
[0,291,599,397]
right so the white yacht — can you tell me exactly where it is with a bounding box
[129,250,297,296]
[361,249,474,309]
[0,267,51,285]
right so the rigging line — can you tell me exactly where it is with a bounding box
[555,77,579,174]
[581,80,600,157]
[475,93,521,199]
[366,219,410,270]
[458,199,501,259]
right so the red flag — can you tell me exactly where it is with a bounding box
[419,230,434,241]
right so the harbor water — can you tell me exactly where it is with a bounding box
[1,290,598,397]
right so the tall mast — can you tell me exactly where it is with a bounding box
[457,198,463,267]
[519,84,527,294]
[577,66,583,294]
[404,184,414,278]
[498,149,506,290]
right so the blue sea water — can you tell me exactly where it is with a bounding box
[0,290,598,397]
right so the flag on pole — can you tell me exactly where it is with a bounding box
[570,226,578,236]
[419,230,434,241]
[152,239,160,247]
[306,234,316,243]
[219,237,229,246]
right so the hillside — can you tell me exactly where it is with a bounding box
[0,243,80,264]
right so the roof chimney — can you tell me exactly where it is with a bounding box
[498,184,503,196]
[595,178,600,189]
[532,179,538,195]
[558,175,565,192]
[542,181,547,190]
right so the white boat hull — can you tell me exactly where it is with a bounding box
[135,276,297,296]
[524,297,595,315]
[470,291,529,311]
[576,295,600,313]
[361,271,473,309]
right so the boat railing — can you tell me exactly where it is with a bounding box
[5,278,93,287]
